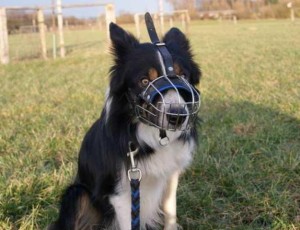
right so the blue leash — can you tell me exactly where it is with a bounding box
[130,179,140,230]
[127,142,142,230]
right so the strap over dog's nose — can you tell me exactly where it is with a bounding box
[145,12,175,76]
[142,76,199,104]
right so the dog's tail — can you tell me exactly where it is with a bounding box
[48,184,101,230]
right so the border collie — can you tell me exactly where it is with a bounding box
[49,19,201,230]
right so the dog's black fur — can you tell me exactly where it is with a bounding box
[49,22,201,230]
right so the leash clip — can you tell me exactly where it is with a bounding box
[127,142,142,181]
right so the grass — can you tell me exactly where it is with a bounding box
[1,20,300,229]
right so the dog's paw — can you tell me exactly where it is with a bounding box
[164,223,183,230]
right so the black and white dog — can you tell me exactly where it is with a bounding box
[50,17,201,230]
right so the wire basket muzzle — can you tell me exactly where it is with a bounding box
[135,76,200,131]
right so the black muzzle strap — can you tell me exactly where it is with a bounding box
[144,12,160,44]
[145,12,175,76]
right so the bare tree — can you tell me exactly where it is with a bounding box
[167,0,198,17]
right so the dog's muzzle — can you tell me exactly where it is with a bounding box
[134,75,200,131]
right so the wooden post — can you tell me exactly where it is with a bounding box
[65,20,69,30]
[97,15,103,31]
[154,14,159,32]
[181,13,186,32]
[51,0,57,59]
[291,8,295,22]
[56,0,65,58]
[0,8,9,64]
[169,17,173,28]
[218,14,223,23]
[105,4,116,40]
[233,15,237,24]
[134,14,140,39]
[37,9,47,60]
[185,11,190,34]
[287,2,295,22]
[32,18,37,32]
[159,0,164,36]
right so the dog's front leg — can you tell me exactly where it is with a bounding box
[162,170,180,230]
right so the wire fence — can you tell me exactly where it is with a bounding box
[7,9,42,61]
[9,30,107,61]
[7,10,107,62]
[65,30,105,53]
[1,3,113,63]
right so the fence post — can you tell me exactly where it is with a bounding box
[159,0,164,36]
[105,4,116,40]
[169,17,173,28]
[134,14,140,39]
[233,15,237,24]
[0,7,9,64]
[291,8,295,22]
[56,0,65,58]
[181,13,186,32]
[287,2,295,22]
[185,11,190,34]
[37,8,47,60]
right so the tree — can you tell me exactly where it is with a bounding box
[7,10,35,34]
[167,0,198,17]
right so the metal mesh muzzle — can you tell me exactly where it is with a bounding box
[135,75,200,131]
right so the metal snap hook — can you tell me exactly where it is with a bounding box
[127,142,142,181]
[127,168,142,181]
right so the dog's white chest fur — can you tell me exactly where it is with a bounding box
[109,124,195,230]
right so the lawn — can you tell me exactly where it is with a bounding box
[1,20,300,229]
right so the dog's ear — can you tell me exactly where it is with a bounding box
[163,28,190,51]
[163,28,201,85]
[109,22,139,60]
[109,23,139,94]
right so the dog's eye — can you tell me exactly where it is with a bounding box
[141,78,149,86]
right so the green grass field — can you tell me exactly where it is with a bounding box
[1,20,300,229]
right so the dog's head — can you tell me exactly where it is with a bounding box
[109,22,201,131]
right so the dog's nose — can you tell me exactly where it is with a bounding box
[167,107,187,126]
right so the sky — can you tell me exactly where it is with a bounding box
[0,0,174,17]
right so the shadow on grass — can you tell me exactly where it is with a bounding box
[1,100,299,229]
[179,100,300,229]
